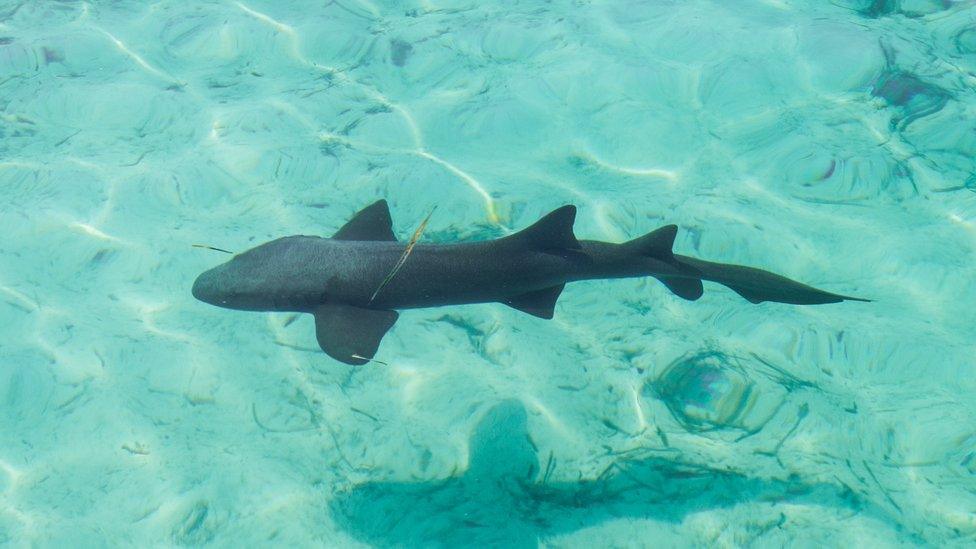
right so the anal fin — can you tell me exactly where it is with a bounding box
[658,276,704,301]
[501,284,565,319]
[313,303,398,365]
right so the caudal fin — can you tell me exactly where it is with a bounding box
[673,255,871,305]
[624,224,869,305]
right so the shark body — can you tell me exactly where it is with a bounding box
[192,200,867,364]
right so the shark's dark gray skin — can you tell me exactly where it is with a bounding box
[192,200,868,365]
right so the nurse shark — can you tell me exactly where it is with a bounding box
[192,200,868,364]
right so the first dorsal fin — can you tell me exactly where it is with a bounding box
[332,200,397,241]
[624,224,677,258]
[509,205,580,252]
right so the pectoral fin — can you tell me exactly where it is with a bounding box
[313,303,398,365]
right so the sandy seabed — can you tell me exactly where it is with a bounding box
[1,0,975,546]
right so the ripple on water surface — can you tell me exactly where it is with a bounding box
[1,0,975,546]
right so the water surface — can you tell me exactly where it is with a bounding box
[1,0,975,546]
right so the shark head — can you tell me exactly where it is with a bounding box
[192,236,324,311]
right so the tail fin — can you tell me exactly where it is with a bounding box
[624,225,870,305]
[673,255,871,305]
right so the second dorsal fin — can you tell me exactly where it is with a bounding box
[624,224,677,258]
[509,205,580,251]
[332,200,398,241]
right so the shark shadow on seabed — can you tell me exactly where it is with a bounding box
[329,400,890,548]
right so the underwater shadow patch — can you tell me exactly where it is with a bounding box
[329,400,876,548]
[871,43,952,131]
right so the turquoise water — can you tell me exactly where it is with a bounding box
[2,0,976,546]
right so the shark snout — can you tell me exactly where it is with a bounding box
[192,262,264,310]
[192,267,224,306]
